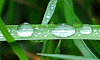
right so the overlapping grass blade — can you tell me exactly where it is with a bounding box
[42,0,58,25]
[52,40,61,60]
[41,0,58,60]
[63,0,97,58]
[38,53,99,60]
[0,18,29,59]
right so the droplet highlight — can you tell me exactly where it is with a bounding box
[17,22,33,37]
[52,24,75,37]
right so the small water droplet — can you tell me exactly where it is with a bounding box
[99,30,100,32]
[35,35,38,37]
[93,29,96,32]
[95,33,98,35]
[46,16,50,18]
[11,33,14,36]
[48,30,49,32]
[44,35,47,37]
[52,24,75,37]
[80,24,92,34]
[37,33,41,35]
[78,34,81,36]
[17,22,33,37]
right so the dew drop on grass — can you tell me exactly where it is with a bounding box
[44,35,47,37]
[17,22,33,37]
[80,24,92,34]
[52,24,75,37]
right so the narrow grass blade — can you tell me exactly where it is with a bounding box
[40,41,47,60]
[41,0,58,60]
[73,40,97,58]
[63,0,82,24]
[0,18,29,60]
[42,0,58,25]
[0,0,6,16]
[8,0,14,24]
[52,40,61,60]
[38,53,99,60]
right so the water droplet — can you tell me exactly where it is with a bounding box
[93,29,96,32]
[37,33,41,35]
[11,33,14,36]
[52,24,75,37]
[48,30,49,32]
[80,24,92,34]
[46,16,50,18]
[95,33,98,35]
[17,22,33,37]
[99,30,100,32]
[78,34,81,36]
[44,35,47,37]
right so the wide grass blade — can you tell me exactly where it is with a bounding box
[38,53,99,60]
[0,18,29,60]
[1,24,100,41]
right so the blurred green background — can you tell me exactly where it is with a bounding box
[1,0,100,60]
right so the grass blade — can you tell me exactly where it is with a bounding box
[0,17,29,60]
[0,0,6,16]
[38,53,99,60]
[52,40,61,60]
[42,0,58,25]
[63,0,97,58]
[41,0,58,60]
[73,40,97,58]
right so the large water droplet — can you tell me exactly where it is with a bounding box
[52,24,75,37]
[17,22,33,37]
[80,24,92,34]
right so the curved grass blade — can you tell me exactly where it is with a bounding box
[41,0,58,60]
[0,18,29,60]
[74,40,97,58]
[38,53,99,60]
[63,0,97,58]
[42,0,58,25]
[52,40,61,60]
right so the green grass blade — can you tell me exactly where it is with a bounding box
[0,18,29,60]
[40,41,47,60]
[63,0,97,58]
[1,24,100,40]
[0,0,6,16]
[42,0,58,25]
[41,0,58,60]
[38,53,99,60]
[73,40,97,58]
[63,0,82,24]
[52,40,61,60]
[8,0,14,24]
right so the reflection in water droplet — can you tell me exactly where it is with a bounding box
[44,35,47,37]
[37,33,41,35]
[46,16,50,18]
[80,24,92,34]
[93,29,96,32]
[0,34,3,36]
[0,37,3,38]
[17,22,33,37]
[52,24,75,37]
